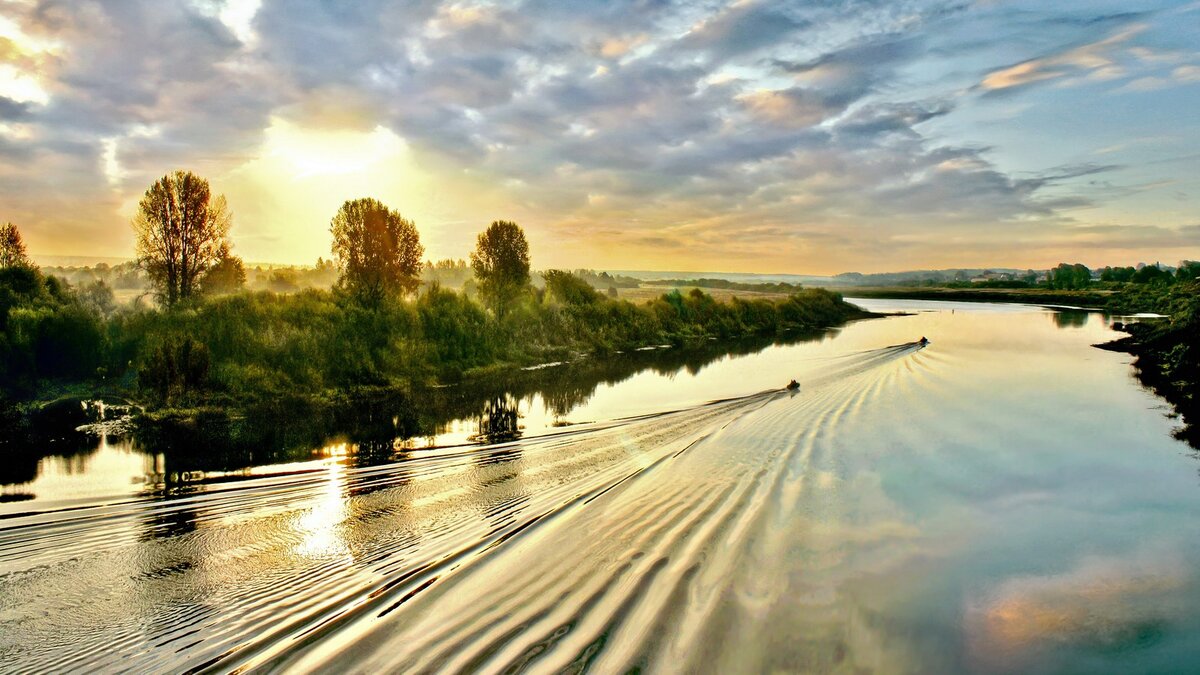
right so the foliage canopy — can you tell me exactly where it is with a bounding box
[330,198,424,304]
[0,222,30,269]
[470,220,530,318]
[133,170,232,306]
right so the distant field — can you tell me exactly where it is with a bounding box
[613,285,796,303]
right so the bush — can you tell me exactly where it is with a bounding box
[138,336,210,404]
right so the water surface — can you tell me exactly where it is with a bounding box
[2,299,1198,673]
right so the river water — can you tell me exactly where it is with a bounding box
[2,299,1198,673]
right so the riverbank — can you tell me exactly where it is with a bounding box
[0,327,850,490]
[827,285,1114,307]
[1,283,876,446]
[1099,306,1200,448]
[1094,281,1200,448]
[818,281,1200,447]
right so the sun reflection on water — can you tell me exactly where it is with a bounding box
[294,443,352,560]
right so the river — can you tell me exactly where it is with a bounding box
[2,299,1198,673]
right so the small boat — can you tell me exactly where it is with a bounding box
[918,336,929,346]
[786,379,800,391]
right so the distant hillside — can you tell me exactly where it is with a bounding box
[827,269,1028,286]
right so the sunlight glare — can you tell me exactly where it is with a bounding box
[263,117,407,179]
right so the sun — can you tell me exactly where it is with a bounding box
[262,117,407,178]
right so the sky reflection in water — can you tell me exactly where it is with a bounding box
[1,300,1198,673]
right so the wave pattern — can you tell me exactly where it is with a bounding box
[0,343,933,674]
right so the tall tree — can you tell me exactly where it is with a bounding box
[470,220,530,318]
[0,222,30,269]
[330,198,424,304]
[133,171,231,306]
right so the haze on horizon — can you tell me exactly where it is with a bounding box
[1,0,1198,274]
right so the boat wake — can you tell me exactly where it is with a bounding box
[0,343,935,674]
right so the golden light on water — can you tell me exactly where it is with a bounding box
[295,443,351,560]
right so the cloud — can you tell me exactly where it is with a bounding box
[0,95,31,120]
[979,24,1145,93]
[0,0,1196,271]
[738,87,844,128]
[1173,64,1200,81]
[675,1,808,64]
[834,100,954,138]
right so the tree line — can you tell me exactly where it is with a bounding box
[128,171,533,318]
[1,170,870,413]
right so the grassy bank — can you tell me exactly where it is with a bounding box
[2,265,875,433]
[1097,281,1200,448]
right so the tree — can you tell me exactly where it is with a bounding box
[1100,266,1136,283]
[1177,261,1200,282]
[133,170,231,306]
[200,245,246,295]
[543,269,601,305]
[0,222,30,269]
[470,220,530,318]
[330,198,424,304]
[1047,263,1091,290]
[1132,263,1170,285]
[77,279,116,317]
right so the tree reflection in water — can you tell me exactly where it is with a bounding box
[1051,309,1090,329]
[471,394,522,443]
[4,330,833,494]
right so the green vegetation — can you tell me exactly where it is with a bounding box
[0,265,108,393]
[838,286,1114,307]
[200,253,247,295]
[330,197,424,303]
[0,266,869,413]
[1,222,30,269]
[569,270,640,290]
[1099,281,1200,448]
[833,261,1200,296]
[0,175,875,426]
[470,220,531,319]
[839,260,1200,311]
[134,170,237,306]
[105,282,866,410]
[644,278,802,294]
[1046,263,1093,290]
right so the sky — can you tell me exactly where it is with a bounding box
[0,0,1198,274]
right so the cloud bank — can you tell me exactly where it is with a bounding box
[0,0,1197,272]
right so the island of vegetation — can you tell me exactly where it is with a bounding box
[0,171,874,443]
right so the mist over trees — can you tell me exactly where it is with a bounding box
[200,246,247,295]
[471,220,531,318]
[544,269,603,306]
[7,165,1197,421]
[330,198,424,304]
[133,171,233,306]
